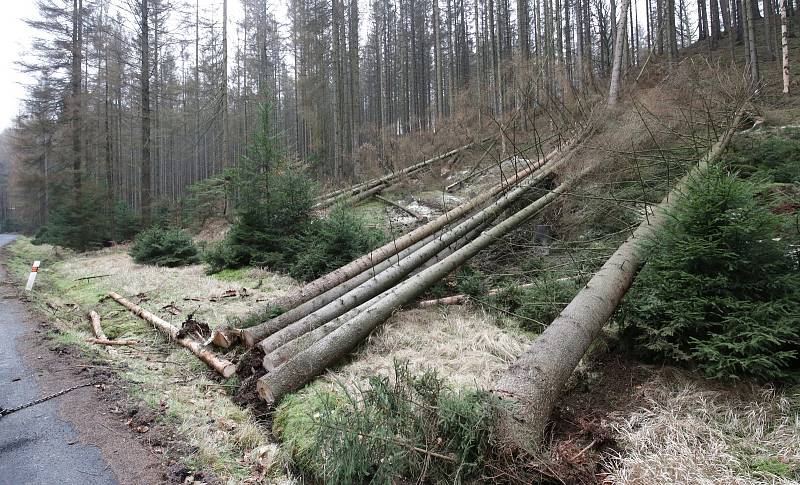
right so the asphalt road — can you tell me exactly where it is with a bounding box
[0,234,117,485]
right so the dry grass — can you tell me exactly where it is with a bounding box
[326,306,530,390]
[605,374,800,484]
[58,246,299,327]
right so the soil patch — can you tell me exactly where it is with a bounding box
[542,354,654,484]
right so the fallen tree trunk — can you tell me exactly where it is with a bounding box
[86,337,138,346]
[416,276,579,307]
[257,215,495,358]
[244,133,581,335]
[341,181,392,207]
[445,141,499,192]
[242,233,440,346]
[492,110,744,452]
[88,310,107,340]
[314,139,486,210]
[257,167,589,403]
[108,292,237,378]
[242,142,570,348]
[445,136,557,193]
[373,195,425,221]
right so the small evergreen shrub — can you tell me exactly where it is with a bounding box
[621,166,800,381]
[205,106,387,280]
[489,277,582,331]
[290,206,386,281]
[455,265,491,298]
[204,104,318,274]
[203,162,315,273]
[183,171,234,228]
[273,362,497,484]
[727,131,800,183]
[130,227,200,267]
[34,193,141,250]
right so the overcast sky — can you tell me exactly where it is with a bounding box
[1,2,39,132]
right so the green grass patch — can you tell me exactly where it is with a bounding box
[210,267,251,282]
[749,458,797,480]
[274,361,497,483]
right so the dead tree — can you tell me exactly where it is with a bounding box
[109,292,236,377]
[492,109,744,451]
[256,165,592,404]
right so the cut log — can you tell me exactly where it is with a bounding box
[257,166,589,403]
[373,195,425,221]
[243,143,569,348]
[210,326,242,348]
[314,139,488,209]
[88,310,107,340]
[108,292,237,378]
[492,110,744,452]
[243,133,582,340]
[86,338,138,346]
[416,276,580,307]
[257,215,495,359]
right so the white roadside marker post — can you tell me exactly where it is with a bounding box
[25,261,41,291]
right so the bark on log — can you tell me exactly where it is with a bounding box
[248,151,563,350]
[86,338,138,346]
[257,218,492,360]
[257,167,588,403]
[416,277,579,307]
[243,233,439,347]
[314,140,486,210]
[342,182,391,207]
[88,310,107,340]
[243,135,580,341]
[782,0,790,95]
[108,292,237,378]
[492,110,744,452]
[373,195,425,221]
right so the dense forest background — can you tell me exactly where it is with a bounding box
[0,0,790,233]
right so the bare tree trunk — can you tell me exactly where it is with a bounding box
[140,0,152,226]
[256,160,561,357]
[256,167,591,404]
[608,0,632,105]
[764,0,776,60]
[71,0,83,207]
[745,0,761,82]
[433,0,444,126]
[104,29,115,239]
[241,137,579,346]
[783,0,791,93]
[222,0,229,167]
[492,110,744,452]
[109,292,237,377]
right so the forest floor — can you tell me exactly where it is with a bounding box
[3,54,800,483]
